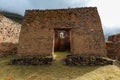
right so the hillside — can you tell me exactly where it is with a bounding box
[0,11,23,24]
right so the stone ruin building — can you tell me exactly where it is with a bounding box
[18,7,107,58]
[0,13,21,57]
[106,34,120,60]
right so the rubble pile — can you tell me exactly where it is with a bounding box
[9,56,53,65]
[64,55,114,66]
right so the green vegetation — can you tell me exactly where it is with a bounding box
[0,53,120,80]
[54,51,70,58]
[0,11,23,24]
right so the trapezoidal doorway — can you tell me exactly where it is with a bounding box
[54,29,71,52]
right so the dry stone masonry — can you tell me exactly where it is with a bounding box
[106,34,120,60]
[64,55,114,66]
[9,56,53,65]
[18,7,107,58]
[0,13,21,57]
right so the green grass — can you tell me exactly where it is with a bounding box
[54,51,70,58]
[0,53,120,80]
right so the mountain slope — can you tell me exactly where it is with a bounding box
[0,11,23,24]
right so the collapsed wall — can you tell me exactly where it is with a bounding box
[18,7,106,57]
[106,34,120,60]
[0,13,21,57]
[108,34,120,42]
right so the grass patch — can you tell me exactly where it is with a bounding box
[54,51,70,58]
[0,53,120,80]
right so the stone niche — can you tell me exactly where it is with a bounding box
[17,7,107,57]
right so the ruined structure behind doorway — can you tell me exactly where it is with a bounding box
[54,29,70,51]
[18,7,107,57]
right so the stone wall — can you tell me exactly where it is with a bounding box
[108,34,120,42]
[18,7,106,57]
[106,34,120,60]
[0,13,21,57]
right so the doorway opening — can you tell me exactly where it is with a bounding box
[54,29,71,58]
[54,29,71,52]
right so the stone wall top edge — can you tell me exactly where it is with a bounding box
[25,7,97,12]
